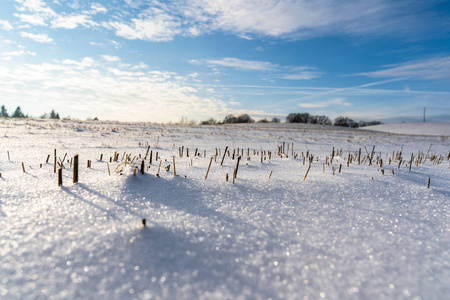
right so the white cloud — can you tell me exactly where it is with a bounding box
[107,67,145,77]
[61,57,94,68]
[131,62,148,69]
[90,3,107,14]
[358,56,450,80]
[192,0,442,39]
[13,0,56,28]
[0,56,262,122]
[282,73,320,80]
[11,0,443,46]
[10,0,446,44]
[90,41,103,47]
[104,1,444,42]
[124,0,146,9]
[1,49,37,61]
[0,20,14,31]
[51,14,98,29]
[191,57,277,71]
[14,0,102,30]
[14,13,47,25]
[104,8,181,42]
[299,98,350,108]
[101,55,121,62]
[191,57,321,80]
[3,50,25,56]
[67,0,80,10]
[20,31,53,43]
[14,0,55,14]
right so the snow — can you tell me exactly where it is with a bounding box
[361,122,450,136]
[1,119,449,299]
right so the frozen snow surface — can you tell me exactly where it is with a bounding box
[0,119,449,300]
[362,122,450,136]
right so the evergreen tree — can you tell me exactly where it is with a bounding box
[12,106,25,118]
[55,113,60,119]
[50,109,56,119]
[0,105,8,117]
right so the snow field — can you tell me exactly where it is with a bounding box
[0,119,449,299]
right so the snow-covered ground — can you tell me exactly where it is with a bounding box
[1,119,449,300]
[362,122,450,136]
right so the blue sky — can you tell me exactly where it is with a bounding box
[0,0,450,123]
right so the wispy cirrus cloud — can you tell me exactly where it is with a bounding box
[0,20,14,30]
[102,0,448,42]
[51,14,98,29]
[10,1,448,43]
[14,0,55,14]
[103,7,181,42]
[13,0,56,25]
[3,50,26,56]
[190,57,322,81]
[190,57,278,71]
[60,57,94,69]
[299,98,351,108]
[89,3,107,14]
[13,0,105,29]
[281,66,322,80]
[101,55,121,62]
[2,49,36,60]
[358,56,450,80]
[20,31,53,43]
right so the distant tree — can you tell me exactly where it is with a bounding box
[223,114,238,124]
[200,118,217,125]
[271,117,280,123]
[237,114,255,123]
[359,120,381,127]
[334,116,358,128]
[0,105,8,117]
[286,113,332,125]
[93,117,98,121]
[46,109,61,119]
[307,115,318,124]
[223,114,255,124]
[286,113,310,123]
[257,118,269,123]
[316,115,332,125]
[12,106,25,118]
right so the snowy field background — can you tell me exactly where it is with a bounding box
[0,119,449,300]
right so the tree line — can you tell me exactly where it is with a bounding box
[286,113,381,127]
[200,114,280,125]
[1,105,27,118]
[2,105,380,127]
[285,113,381,127]
[200,112,380,127]
[0,105,62,120]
